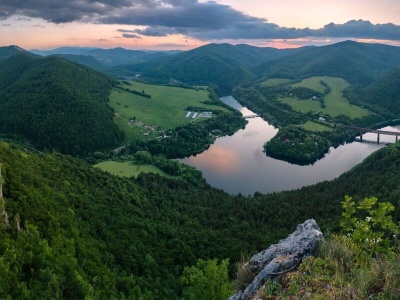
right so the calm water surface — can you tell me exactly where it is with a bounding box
[180,96,400,195]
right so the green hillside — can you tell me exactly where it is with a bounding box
[358,66,400,116]
[0,51,123,154]
[113,43,303,93]
[254,41,400,86]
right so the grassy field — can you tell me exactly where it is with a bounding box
[94,161,175,178]
[301,121,333,132]
[280,97,321,113]
[109,81,231,142]
[292,77,327,93]
[260,78,292,87]
[280,76,369,119]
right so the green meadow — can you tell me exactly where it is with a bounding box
[292,77,327,93]
[94,161,175,178]
[280,76,369,119]
[301,120,333,132]
[260,78,292,87]
[109,81,231,142]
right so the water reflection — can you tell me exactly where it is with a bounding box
[180,96,400,195]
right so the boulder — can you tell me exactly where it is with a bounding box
[229,219,323,300]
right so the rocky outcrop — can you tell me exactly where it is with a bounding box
[229,219,323,300]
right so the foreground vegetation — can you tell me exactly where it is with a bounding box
[1,138,400,298]
[259,196,400,299]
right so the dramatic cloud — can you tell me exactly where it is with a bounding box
[1,0,400,41]
[314,20,400,40]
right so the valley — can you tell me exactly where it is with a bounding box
[1,39,400,299]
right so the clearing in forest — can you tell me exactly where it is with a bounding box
[109,81,230,142]
[95,161,175,178]
[279,76,369,119]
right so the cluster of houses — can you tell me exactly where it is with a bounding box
[185,111,213,119]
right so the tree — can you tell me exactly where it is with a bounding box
[180,259,233,300]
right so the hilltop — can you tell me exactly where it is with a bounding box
[0,49,123,154]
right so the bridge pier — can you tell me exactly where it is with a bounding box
[360,132,363,141]
[377,133,380,144]
[397,134,398,142]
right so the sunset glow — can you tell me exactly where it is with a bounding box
[0,0,399,50]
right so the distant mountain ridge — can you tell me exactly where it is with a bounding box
[30,46,181,67]
[28,41,400,95]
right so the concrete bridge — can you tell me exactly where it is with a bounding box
[344,125,400,143]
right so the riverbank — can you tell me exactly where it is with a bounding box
[180,96,399,195]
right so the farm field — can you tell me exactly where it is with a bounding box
[280,76,369,119]
[95,161,175,178]
[260,78,292,87]
[301,120,333,132]
[109,81,231,142]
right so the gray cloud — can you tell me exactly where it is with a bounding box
[117,29,137,33]
[122,33,142,38]
[1,0,400,41]
[314,20,400,40]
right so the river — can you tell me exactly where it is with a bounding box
[180,96,400,195]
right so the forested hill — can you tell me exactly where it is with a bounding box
[253,41,400,86]
[356,66,400,116]
[0,50,123,154]
[1,139,400,298]
[0,45,30,59]
[113,43,304,94]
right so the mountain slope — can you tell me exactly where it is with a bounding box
[358,66,400,116]
[53,54,105,69]
[116,43,304,93]
[254,41,400,86]
[0,51,123,154]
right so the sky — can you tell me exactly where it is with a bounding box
[0,0,400,50]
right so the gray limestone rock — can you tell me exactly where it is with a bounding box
[229,219,323,300]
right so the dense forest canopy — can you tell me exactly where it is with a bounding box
[1,139,400,298]
[0,52,123,155]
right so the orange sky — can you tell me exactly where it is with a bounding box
[0,0,399,50]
